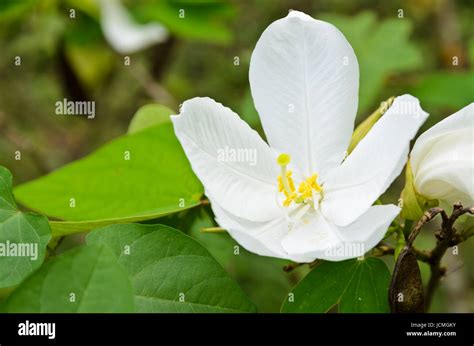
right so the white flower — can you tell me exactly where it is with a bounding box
[410,103,473,208]
[171,11,428,262]
[99,0,168,54]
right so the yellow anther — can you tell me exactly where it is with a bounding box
[276,154,323,208]
[277,153,291,166]
[277,154,294,201]
[278,171,295,194]
[279,173,323,207]
[307,174,322,192]
[283,193,297,207]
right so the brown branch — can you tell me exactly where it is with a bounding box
[283,259,322,273]
[408,203,474,309]
[374,243,395,256]
[283,262,303,273]
[374,242,434,265]
[407,207,448,246]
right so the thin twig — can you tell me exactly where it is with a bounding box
[407,207,448,246]
[414,203,473,309]
[374,243,395,256]
[283,259,321,273]
[283,262,303,273]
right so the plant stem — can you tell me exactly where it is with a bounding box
[407,203,474,310]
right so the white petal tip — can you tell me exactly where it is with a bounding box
[393,94,429,122]
[286,10,314,21]
[170,97,216,121]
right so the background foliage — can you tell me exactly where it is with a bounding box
[0,0,473,312]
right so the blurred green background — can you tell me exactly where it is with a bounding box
[0,0,473,312]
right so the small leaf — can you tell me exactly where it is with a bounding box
[127,104,174,134]
[281,258,391,313]
[389,246,425,312]
[0,166,51,288]
[394,229,406,260]
[87,223,256,313]
[400,160,438,221]
[14,123,203,236]
[1,244,134,312]
[348,96,394,153]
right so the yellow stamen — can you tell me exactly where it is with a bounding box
[276,154,323,208]
[277,154,294,198]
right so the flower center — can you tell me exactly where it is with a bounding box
[276,153,323,210]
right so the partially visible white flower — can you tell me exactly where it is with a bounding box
[171,11,428,262]
[410,103,474,208]
[99,0,168,54]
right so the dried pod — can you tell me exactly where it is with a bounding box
[389,246,425,312]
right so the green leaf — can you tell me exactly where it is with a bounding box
[410,71,474,110]
[173,208,294,312]
[321,12,422,114]
[0,166,51,288]
[14,123,203,236]
[1,244,134,312]
[87,223,257,313]
[128,104,175,134]
[64,41,115,90]
[400,160,438,221]
[281,258,391,313]
[0,0,36,22]
[348,96,394,153]
[133,1,235,45]
[400,161,425,221]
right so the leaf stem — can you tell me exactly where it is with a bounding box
[200,227,226,233]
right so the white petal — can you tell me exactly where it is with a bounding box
[100,0,168,54]
[249,10,359,178]
[281,211,342,263]
[281,205,399,262]
[411,103,474,205]
[211,201,288,259]
[334,205,400,258]
[171,97,281,222]
[322,95,428,226]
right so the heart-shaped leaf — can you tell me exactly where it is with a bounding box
[281,258,391,313]
[2,244,134,312]
[14,123,203,236]
[87,223,257,313]
[0,166,51,288]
